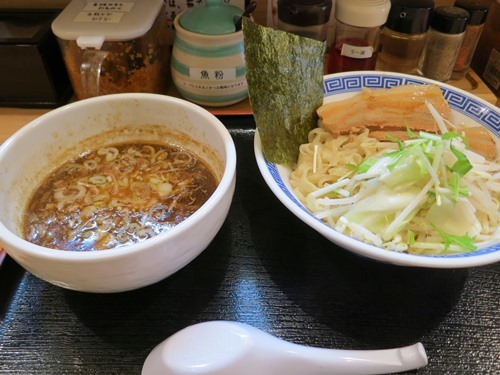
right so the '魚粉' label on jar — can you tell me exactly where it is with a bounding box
[189,68,237,81]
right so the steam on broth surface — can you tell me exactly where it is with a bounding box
[23,142,218,251]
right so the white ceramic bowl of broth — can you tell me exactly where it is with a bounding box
[255,72,500,268]
[0,93,236,292]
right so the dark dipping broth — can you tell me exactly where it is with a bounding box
[23,142,218,251]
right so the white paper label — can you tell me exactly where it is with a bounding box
[74,12,124,23]
[83,2,134,12]
[341,43,373,59]
[189,68,237,81]
[74,2,134,23]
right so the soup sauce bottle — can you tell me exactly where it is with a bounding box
[327,0,391,74]
[376,0,434,75]
[277,0,333,41]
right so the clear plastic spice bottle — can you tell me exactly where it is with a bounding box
[277,0,333,41]
[327,0,391,74]
[451,0,489,80]
[420,6,469,82]
[376,0,434,75]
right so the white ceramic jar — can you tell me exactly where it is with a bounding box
[171,0,248,107]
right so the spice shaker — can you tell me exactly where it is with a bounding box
[327,0,391,74]
[376,0,434,75]
[420,6,469,82]
[470,0,499,95]
[451,0,489,80]
[277,0,333,41]
[51,0,170,100]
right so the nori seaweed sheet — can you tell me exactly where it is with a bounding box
[243,18,326,166]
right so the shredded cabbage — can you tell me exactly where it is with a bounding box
[290,107,500,255]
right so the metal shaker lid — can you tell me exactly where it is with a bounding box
[454,0,489,25]
[430,6,470,34]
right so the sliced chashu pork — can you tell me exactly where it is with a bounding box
[317,84,497,160]
[317,84,451,137]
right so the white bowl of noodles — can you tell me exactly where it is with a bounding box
[255,72,500,268]
[0,93,236,292]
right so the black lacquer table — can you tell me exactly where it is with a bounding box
[1,116,499,374]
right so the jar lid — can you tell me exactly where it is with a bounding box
[385,0,434,34]
[277,0,333,27]
[51,0,164,47]
[431,6,469,34]
[454,0,489,25]
[336,0,391,28]
[179,0,243,35]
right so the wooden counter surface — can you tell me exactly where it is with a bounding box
[0,70,498,145]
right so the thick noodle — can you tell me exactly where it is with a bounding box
[290,128,500,255]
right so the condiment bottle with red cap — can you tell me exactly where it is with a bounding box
[327,0,391,74]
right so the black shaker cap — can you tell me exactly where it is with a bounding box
[277,0,333,27]
[454,0,489,25]
[386,0,435,34]
[431,6,470,34]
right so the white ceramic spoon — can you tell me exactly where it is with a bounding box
[142,321,428,375]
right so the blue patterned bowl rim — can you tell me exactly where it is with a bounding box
[256,72,500,268]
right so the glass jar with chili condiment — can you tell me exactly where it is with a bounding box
[327,0,391,74]
[52,0,170,100]
[451,0,489,80]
